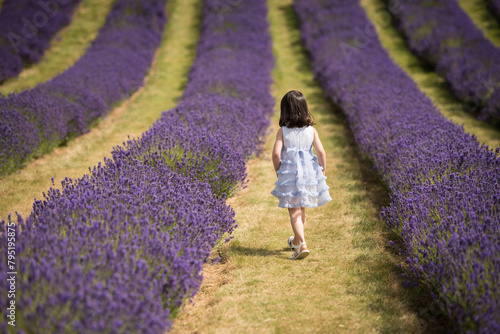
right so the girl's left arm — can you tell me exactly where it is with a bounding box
[272,128,283,174]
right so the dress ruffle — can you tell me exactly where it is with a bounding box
[271,145,332,208]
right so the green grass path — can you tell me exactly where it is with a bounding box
[361,0,500,151]
[0,0,201,220]
[0,0,116,95]
[170,1,448,333]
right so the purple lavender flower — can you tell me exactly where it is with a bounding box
[0,0,83,83]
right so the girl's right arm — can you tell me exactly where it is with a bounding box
[272,128,283,174]
[312,128,326,175]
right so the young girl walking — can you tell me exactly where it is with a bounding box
[271,90,332,260]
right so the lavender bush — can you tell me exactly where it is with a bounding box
[1,166,236,333]
[0,0,167,176]
[295,0,500,331]
[0,0,83,83]
[385,0,500,125]
[0,0,273,332]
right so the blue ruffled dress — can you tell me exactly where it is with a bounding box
[271,125,332,208]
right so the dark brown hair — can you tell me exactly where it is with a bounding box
[279,90,315,128]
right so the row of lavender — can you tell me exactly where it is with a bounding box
[295,0,499,332]
[385,0,500,125]
[0,0,274,332]
[0,0,82,83]
[0,0,167,176]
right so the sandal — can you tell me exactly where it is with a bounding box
[290,241,310,260]
[287,236,295,251]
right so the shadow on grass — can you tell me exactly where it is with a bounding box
[230,244,286,257]
[280,3,453,333]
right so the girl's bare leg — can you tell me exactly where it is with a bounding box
[301,207,306,227]
[288,207,307,253]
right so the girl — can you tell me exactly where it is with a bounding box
[271,90,332,260]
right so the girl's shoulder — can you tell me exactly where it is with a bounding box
[276,127,283,139]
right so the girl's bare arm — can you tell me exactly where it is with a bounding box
[312,128,326,175]
[272,128,283,173]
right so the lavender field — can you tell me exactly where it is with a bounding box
[0,0,83,83]
[0,0,168,176]
[0,0,499,333]
[386,0,500,125]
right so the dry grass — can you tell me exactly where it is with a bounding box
[170,0,449,332]
[361,0,500,151]
[170,255,237,332]
[0,0,116,95]
[0,0,202,220]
